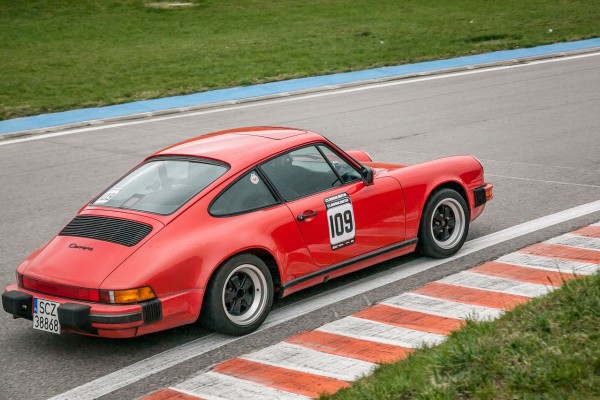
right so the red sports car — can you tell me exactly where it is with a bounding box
[2,127,492,338]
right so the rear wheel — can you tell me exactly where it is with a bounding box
[202,254,273,335]
[418,188,469,258]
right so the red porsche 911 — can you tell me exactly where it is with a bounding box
[2,127,492,338]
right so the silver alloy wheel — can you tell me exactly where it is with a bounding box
[221,263,268,326]
[429,197,465,250]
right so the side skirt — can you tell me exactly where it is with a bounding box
[280,238,418,297]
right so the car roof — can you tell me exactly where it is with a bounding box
[150,126,325,170]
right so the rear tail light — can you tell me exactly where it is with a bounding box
[18,275,155,304]
[16,272,24,288]
[21,275,100,302]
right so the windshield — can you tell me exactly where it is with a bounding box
[92,158,228,215]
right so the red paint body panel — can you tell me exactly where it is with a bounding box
[3,127,492,338]
[285,177,405,267]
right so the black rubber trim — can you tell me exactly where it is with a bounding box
[58,303,96,334]
[280,238,418,297]
[2,291,33,320]
[473,186,487,207]
[2,292,146,334]
[141,298,162,324]
[89,311,142,324]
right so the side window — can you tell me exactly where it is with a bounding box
[318,145,362,184]
[261,146,340,201]
[210,170,278,216]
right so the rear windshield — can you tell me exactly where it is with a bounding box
[92,158,228,215]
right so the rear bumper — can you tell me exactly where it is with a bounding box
[2,289,155,335]
[3,283,203,338]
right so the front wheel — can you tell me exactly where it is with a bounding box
[418,188,469,258]
[202,254,273,335]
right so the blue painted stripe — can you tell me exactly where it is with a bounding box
[1,38,599,135]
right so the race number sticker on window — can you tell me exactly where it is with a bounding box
[325,192,356,250]
[95,187,122,204]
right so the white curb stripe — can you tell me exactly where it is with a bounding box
[382,293,504,321]
[48,201,600,400]
[546,233,600,251]
[439,271,554,298]
[497,253,599,275]
[317,316,446,348]
[241,342,375,382]
[174,371,310,400]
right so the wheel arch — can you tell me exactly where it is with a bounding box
[201,247,282,312]
[244,248,282,294]
[431,181,469,208]
[198,248,279,334]
[417,182,471,258]
[418,180,470,236]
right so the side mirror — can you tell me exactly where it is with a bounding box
[361,166,374,185]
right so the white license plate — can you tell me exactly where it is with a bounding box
[33,298,61,334]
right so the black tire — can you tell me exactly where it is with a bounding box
[201,254,273,335]
[417,188,469,258]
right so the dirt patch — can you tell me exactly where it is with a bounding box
[145,2,196,9]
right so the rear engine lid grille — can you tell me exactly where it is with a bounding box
[59,215,152,247]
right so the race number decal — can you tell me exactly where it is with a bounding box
[95,187,122,204]
[325,192,356,250]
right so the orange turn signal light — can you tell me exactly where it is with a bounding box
[484,184,493,201]
[99,286,156,304]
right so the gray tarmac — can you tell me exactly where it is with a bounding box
[0,53,599,400]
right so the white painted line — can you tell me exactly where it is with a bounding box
[175,371,310,400]
[546,233,600,251]
[3,51,600,147]
[485,174,600,189]
[439,271,554,297]
[242,342,375,382]
[497,253,599,276]
[317,316,446,348]
[382,293,503,321]
[47,201,600,400]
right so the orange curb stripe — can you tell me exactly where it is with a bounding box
[287,329,413,364]
[471,261,579,287]
[414,282,530,310]
[354,304,464,335]
[213,357,349,397]
[141,388,203,400]
[520,243,600,264]
[572,226,600,238]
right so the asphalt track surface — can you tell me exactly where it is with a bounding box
[140,224,600,399]
[0,51,599,400]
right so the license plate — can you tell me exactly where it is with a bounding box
[33,298,61,334]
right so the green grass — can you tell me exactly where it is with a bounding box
[320,272,600,400]
[1,0,599,120]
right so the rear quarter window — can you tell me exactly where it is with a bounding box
[210,170,278,216]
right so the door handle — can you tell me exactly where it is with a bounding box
[297,210,318,221]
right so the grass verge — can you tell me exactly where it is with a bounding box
[320,271,600,400]
[1,0,599,120]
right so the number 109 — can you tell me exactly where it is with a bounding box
[329,210,353,238]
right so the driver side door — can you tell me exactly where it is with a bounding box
[260,144,405,268]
